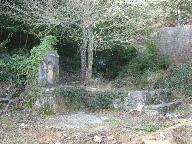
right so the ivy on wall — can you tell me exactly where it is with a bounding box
[0,35,58,84]
[26,35,58,83]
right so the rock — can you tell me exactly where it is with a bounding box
[112,139,117,144]
[35,87,57,110]
[20,123,25,128]
[136,104,144,112]
[93,135,102,143]
[107,135,114,140]
[113,89,171,111]
[143,140,174,144]
[144,101,182,115]
[126,89,171,109]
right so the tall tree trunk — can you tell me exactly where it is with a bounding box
[177,8,181,26]
[80,26,94,84]
[177,5,182,26]
[80,27,88,83]
[86,26,94,81]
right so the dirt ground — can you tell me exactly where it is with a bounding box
[0,103,192,144]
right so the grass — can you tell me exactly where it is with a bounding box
[0,117,15,129]
[141,120,157,133]
[173,104,192,113]
[105,116,120,127]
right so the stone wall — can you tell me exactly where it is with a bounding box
[156,25,192,64]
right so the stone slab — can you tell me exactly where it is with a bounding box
[113,89,171,110]
[144,101,182,115]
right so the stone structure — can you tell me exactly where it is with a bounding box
[38,50,59,87]
[35,50,59,110]
[156,25,192,64]
[113,89,181,115]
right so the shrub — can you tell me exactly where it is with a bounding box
[40,105,55,116]
[23,85,43,109]
[142,120,157,133]
[54,85,88,110]
[167,64,192,96]
[157,55,170,70]
[153,63,192,97]
[90,91,127,110]
[94,45,137,79]
[54,85,128,111]
[0,53,28,84]
[91,91,117,110]
[0,35,58,85]
[125,41,170,77]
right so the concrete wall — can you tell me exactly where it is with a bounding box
[156,25,192,64]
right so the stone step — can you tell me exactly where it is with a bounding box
[144,101,182,115]
[127,89,172,108]
[113,89,172,111]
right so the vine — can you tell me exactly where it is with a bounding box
[25,35,58,84]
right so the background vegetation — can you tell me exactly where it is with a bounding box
[0,0,192,111]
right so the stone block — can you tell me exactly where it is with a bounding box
[120,89,171,111]
[127,89,171,108]
[144,101,182,115]
[35,88,57,109]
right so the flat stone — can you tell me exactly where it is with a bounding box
[143,140,173,144]
[113,89,171,111]
[44,112,109,130]
[144,101,182,115]
[127,89,171,108]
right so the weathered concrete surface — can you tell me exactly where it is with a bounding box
[156,25,192,64]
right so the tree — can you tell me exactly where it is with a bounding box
[150,0,192,26]
[0,0,150,83]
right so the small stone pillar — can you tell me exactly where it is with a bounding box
[38,50,59,87]
[35,50,59,110]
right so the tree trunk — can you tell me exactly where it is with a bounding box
[86,26,94,81]
[80,26,94,84]
[80,28,88,83]
[177,5,182,26]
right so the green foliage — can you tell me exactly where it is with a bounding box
[0,53,28,84]
[0,35,57,84]
[91,91,117,110]
[142,120,157,133]
[157,56,170,69]
[40,105,55,116]
[55,86,88,109]
[90,91,126,110]
[54,85,128,111]
[154,63,192,97]
[26,35,58,82]
[125,41,170,77]
[167,64,192,96]
[24,85,43,109]
[94,45,137,79]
